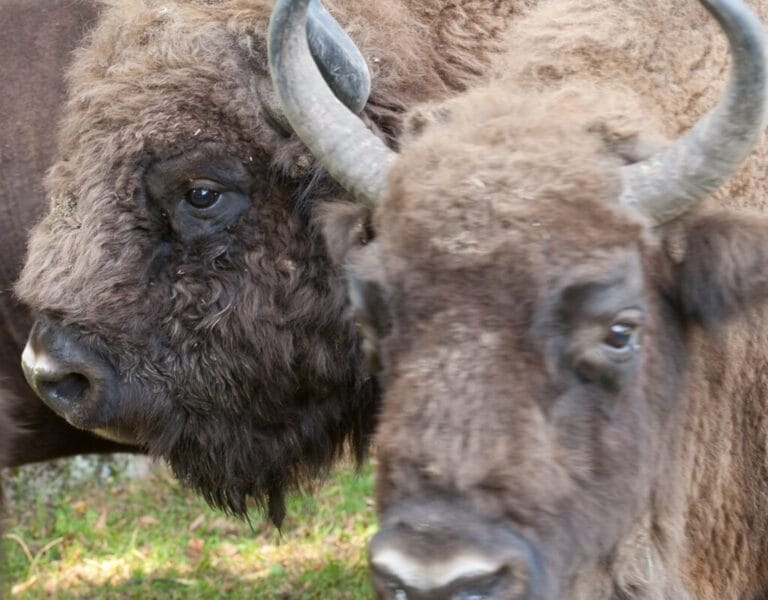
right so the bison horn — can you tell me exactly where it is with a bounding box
[269,0,396,206]
[306,0,370,114]
[620,0,767,224]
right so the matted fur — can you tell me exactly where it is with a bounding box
[14,0,533,523]
[321,0,768,597]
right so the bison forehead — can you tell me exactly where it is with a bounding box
[380,174,645,280]
[54,2,281,168]
[378,85,653,265]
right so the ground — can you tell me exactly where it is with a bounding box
[1,456,375,598]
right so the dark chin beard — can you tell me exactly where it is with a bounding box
[174,460,288,527]
[159,377,380,528]
[162,429,291,526]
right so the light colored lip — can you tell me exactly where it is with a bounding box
[92,427,140,445]
[371,548,501,591]
[21,342,36,379]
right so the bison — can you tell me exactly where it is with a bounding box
[271,0,768,597]
[14,0,530,524]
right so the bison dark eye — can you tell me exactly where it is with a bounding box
[603,323,637,351]
[185,187,221,209]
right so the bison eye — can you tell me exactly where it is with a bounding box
[185,187,222,209]
[603,322,638,352]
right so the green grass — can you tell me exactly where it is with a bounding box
[1,460,376,598]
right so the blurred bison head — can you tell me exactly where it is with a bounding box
[15,0,381,524]
[272,0,768,596]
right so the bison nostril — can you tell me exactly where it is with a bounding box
[37,372,91,406]
[22,337,99,416]
[22,319,125,435]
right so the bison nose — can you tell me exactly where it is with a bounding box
[370,544,510,599]
[21,316,118,431]
[369,504,546,599]
[22,344,91,408]
[369,506,549,600]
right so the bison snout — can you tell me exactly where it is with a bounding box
[22,316,121,435]
[369,502,547,599]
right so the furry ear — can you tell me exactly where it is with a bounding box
[402,102,453,143]
[316,201,373,265]
[665,211,768,327]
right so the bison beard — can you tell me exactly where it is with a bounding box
[159,378,378,525]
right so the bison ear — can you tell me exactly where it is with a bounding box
[317,201,373,265]
[664,210,768,327]
[402,102,454,143]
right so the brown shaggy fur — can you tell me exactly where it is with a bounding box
[14,0,533,524]
[323,1,768,597]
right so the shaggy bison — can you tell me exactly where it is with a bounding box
[272,0,768,597]
[14,0,529,523]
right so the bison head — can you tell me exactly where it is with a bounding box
[15,0,380,524]
[271,0,768,596]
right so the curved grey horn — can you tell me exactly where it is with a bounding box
[307,0,370,114]
[269,0,396,206]
[620,0,767,224]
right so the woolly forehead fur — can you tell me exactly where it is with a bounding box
[52,0,495,194]
[55,0,285,187]
[367,0,768,278]
[377,85,656,278]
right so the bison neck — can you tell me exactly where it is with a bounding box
[677,310,768,598]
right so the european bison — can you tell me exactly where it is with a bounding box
[14,0,529,524]
[272,0,768,597]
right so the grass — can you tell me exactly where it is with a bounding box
[1,459,376,598]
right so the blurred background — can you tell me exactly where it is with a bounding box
[1,456,375,598]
